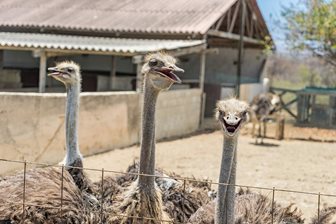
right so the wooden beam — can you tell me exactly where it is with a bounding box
[229,3,240,33]
[245,6,251,37]
[38,51,47,93]
[207,30,262,45]
[215,14,226,31]
[245,0,255,38]
[227,7,232,31]
[236,0,246,98]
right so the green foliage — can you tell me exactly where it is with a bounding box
[262,35,274,56]
[282,0,336,66]
[297,64,321,86]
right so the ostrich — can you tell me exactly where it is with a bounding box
[214,98,249,224]
[0,62,101,223]
[250,92,281,144]
[97,52,211,223]
[48,61,96,197]
[188,98,303,224]
[108,52,184,223]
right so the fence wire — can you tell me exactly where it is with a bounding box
[0,158,334,223]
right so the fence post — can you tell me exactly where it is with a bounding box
[60,165,64,216]
[182,179,186,214]
[317,192,321,222]
[22,161,27,222]
[271,187,275,224]
[100,168,104,222]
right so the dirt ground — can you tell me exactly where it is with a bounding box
[85,126,336,222]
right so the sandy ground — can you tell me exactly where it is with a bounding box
[85,130,336,221]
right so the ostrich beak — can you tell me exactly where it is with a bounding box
[155,65,184,84]
[172,65,184,73]
[47,67,62,76]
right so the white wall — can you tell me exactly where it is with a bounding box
[0,89,201,175]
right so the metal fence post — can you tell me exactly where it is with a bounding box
[317,192,321,222]
[271,187,275,224]
[22,161,27,222]
[100,168,104,223]
[60,165,64,216]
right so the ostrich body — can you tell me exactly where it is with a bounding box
[0,167,99,223]
[109,52,184,224]
[113,162,213,223]
[0,62,100,223]
[188,189,304,224]
[310,206,336,224]
[188,98,303,224]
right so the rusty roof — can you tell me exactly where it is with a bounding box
[0,0,238,36]
[0,32,205,55]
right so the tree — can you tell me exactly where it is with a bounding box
[282,0,336,66]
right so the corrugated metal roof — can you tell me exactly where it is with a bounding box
[0,0,237,35]
[0,32,205,54]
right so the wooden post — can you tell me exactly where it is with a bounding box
[39,51,47,93]
[199,49,207,126]
[0,50,3,69]
[275,115,285,140]
[199,51,206,93]
[136,63,143,92]
[110,56,116,90]
[236,0,246,98]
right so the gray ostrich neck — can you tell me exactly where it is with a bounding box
[138,77,159,192]
[64,82,81,167]
[215,135,237,224]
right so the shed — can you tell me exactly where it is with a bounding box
[0,0,272,117]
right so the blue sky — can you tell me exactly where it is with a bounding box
[257,0,300,52]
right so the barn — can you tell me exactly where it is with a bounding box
[0,0,272,117]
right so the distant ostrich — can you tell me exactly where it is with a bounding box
[250,78,281,144]
[0,62,100,223]
[250,92,281,144]
[188,98,303,224]
[109,52,184,223]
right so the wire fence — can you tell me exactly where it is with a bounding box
[0,158,335,223]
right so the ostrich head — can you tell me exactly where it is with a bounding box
[269,94,281,114]
[215,98,249,137]
[48,61,81,85]
[141,52,184,90]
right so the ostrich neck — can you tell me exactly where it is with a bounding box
[215,135,237,224]
[138,77,159,191]
[64,83,82,167]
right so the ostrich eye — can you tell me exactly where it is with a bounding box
[67,67,74,73]
[241,111,247,117]
[148,59,158,67]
